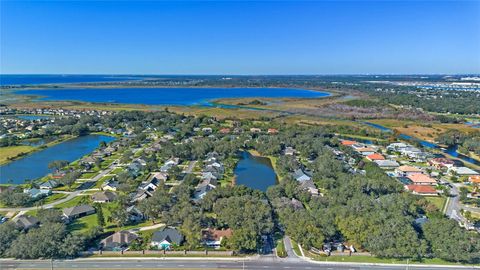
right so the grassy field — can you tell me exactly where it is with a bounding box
[275,239,287,258]
[0,145,36,165]
[310,253,478,266]
[290,239,302,257]
[423,196,447,212]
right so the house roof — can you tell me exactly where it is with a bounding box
[39,180,58,189]
[407,174,437,184]
[101,231,138,248]
[293,169,311,181]
[374,160,399,167]
[341,140,357,146]
[406,185,437,194]
[63,205,95,217]
[92,191,117,202]
[14,215,39,229]
[470,175,480,184]
[202,228,233,242]
[151,227,183,245]
[367,153,385,160]
[429,158,455,165]
[451,167,479,175]
[397,165,422,173]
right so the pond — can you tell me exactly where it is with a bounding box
[0,134,115,184]
[14,87,330,106]
[234,151,277,192]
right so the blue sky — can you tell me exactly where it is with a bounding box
[1,1,479,74]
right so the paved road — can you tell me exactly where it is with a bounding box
[0,259,476,270]
[283,236,302,261]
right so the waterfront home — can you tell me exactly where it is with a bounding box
[405,185,438,196]
[340,140,357,146]
[448,167,479,176]
[39,180,59,190]
[366,153,385,161]
[428,158,455,169]
[14,215,40,230]
[91,191,117,203]
[23,188,51,199]
[100,231,138,251]
[395,165,423,176]
[151,227,183,250]
[202,228,233,248]
[63,205,96,220]
[293,169,312,182]
[407,174,437,185]
[374,159,400,169]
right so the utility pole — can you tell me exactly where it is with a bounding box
[51,258,54,270]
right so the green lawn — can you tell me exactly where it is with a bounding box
[276,239,287,258]
[42,193,68,204]
[68,213,98,234]
[310,254,478,266]
[111,167,124,174]
[0,145,36,165]
[53,195,88,209]
[80,172,99,179]
[423,196,447,212]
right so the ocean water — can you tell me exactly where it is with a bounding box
[0,74,143,86]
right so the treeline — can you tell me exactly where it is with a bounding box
[437,130,480,155]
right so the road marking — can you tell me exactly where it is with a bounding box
[178,264,185,267]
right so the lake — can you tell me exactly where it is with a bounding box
[15,87,330,106]
[234,151,277,192]
[0,134,115,184]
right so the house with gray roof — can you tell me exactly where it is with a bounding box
[151,227,183,250]
[14,215,40,230]
[63,205,96,220]
[293,169,312,182]
[91,191,117,203]
[100,231,138,251]
[39,180,59,190]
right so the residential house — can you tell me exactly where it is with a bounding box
[39,180,59,190]
[284,147,295,156]
[267,128,278,134]
[407,174,437,185]
[374,160,400,169]
[23,188,51,199]
[469,175,480,185]
[151,227,184,250]
[14,215,40,230]
[91,191,117,203]
[130,189,152,203]
[366,153,385,161]
[149,172,168,182]
[293,169,311,182]
[428,158,455,169]
[202,228,233,248]
[219,128,230,134]
[63,205,96,220]
[100,231,138,251]
[299,180,320,196]
[395,165,423,176]
[102,180,120,191]
[355,147,376,156]
[250,128,261,133]
[405,185,438,196]
[126,205,144,222]
[449,167,479,176]
[194,183,216,200]
[340,140,357,146]
[202,127,213,134]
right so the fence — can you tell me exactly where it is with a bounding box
[80,250,234,257]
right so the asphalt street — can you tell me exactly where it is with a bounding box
[0,259,477,270]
